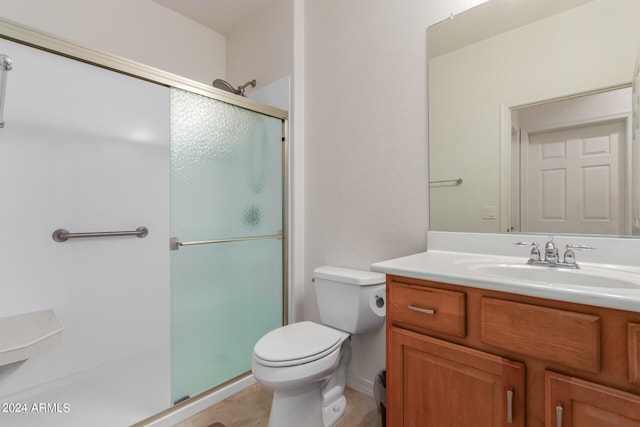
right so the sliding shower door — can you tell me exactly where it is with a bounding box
[170,88,284,403]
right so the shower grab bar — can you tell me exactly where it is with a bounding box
[52,226,149,242]
[0,54,13,129]
[170,233,282,251]
[429,178,463,185]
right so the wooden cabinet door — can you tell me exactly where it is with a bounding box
[388,326,525,427]
[546,371,640,426]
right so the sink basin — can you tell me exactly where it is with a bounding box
[467,262,640,289]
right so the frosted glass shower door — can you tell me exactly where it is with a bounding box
[170,88,284,403]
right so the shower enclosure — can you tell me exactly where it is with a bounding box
[0,18,287,427]
[169,88,284,404]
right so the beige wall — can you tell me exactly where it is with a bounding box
[303,0,488,390]
[0,0,226,84]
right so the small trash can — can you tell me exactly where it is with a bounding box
[374,370,386,427]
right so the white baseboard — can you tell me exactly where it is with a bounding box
[346,372,374,397]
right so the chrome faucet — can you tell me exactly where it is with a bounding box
[514,237,595,269]
[543,237,558,263]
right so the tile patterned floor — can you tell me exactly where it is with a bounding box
[174,384,383,427]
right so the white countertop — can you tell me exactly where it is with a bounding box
[371,250,640,313]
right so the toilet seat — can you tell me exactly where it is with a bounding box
[254,321,346,367]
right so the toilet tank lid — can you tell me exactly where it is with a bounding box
[313,266,385,286]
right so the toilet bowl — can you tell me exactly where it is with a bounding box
[252,266,386,427]
[252,321,350,427]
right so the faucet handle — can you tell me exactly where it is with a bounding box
[514,241,541,262]
[565,244,596,251]
[514,241,538,247]
[563,244,596,266]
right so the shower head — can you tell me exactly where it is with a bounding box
[212,78,236,94]
[212,79,257,97]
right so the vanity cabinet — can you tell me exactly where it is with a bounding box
[386,276,640,427]
[388,326,525,426]
[545,371,640,426]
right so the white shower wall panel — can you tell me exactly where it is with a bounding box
[0,37,170,400]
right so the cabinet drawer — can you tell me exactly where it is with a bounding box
[389,282,465,337]
[481,298,600,372]
[630,323,640,384]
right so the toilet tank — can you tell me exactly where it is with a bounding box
[313,266,386,334]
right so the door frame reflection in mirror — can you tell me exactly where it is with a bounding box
[500,86,633,235]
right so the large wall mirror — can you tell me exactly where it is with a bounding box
[428,0,640,237]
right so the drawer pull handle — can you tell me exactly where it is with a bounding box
[507,389,513,424]
[408,305,436,315]
[506,389,514,424]
[556,405,563,427]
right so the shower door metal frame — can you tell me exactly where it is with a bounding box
[0,18,287,121]
[0,14,289,414]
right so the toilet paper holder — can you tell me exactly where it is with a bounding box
[369,285,387,317]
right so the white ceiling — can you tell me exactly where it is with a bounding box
[153,0,273,35]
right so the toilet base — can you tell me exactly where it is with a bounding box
[322,394,346,427]
[268,383,324,427]
[266,384,347,427]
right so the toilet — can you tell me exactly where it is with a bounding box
[252,266,386,427]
